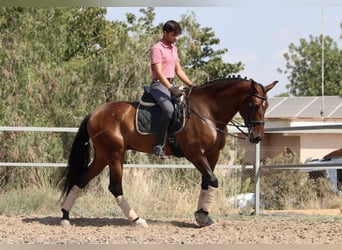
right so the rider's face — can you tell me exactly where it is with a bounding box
[163,31,179,45]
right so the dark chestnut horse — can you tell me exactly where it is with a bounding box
[60,77,277,227]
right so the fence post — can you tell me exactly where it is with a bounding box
[254,142,260,215]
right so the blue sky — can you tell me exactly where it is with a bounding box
[106,1,342,96]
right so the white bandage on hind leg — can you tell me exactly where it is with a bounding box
[116,195,139,222]
[197,186,217,212]
[62,185,82,211]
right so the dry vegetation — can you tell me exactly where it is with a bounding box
[0,166,341,218]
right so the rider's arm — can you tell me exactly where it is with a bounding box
[175,62,193,87]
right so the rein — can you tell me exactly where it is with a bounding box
[187,106,248,139]
[184,81,267,140]
[184,87,248,140]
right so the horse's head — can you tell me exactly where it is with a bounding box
[239,80,277,143]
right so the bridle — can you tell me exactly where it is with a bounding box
[184,82,268,140]
[244,85,267,132]
[229,84,268,139]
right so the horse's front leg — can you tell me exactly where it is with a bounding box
[194,176,217,227]
[189,154,218,227]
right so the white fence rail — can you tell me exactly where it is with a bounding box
[0,126,78,133]
[0,162,253,169]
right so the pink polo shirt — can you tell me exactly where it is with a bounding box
[150,40,179,80]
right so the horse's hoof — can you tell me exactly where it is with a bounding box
[133,218,149,228]
[194,209,215,227]
[60,219,71,227]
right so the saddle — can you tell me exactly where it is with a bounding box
[136,86,186,157]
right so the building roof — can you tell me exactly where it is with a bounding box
[231,96,342,133]
[265,96,342,118]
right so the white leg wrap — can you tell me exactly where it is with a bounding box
[197,189,207,210]
[197,186,217,212]
[116,195,139,222]
[62,185,82,212]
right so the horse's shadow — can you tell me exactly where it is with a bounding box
[21,216,199,228]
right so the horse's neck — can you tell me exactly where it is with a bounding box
[191,82,245,124]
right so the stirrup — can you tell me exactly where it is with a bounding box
[153,145,166,159]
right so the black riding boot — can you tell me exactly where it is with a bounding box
[153,110,170,158]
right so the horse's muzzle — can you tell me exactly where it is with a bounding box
[249,135,263,144]
[248,127,263,143]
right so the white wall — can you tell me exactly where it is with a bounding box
[299,134,342,162]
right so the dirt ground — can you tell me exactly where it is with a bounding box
[1,209,342,244]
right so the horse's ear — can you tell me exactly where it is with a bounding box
[265,81,278,92]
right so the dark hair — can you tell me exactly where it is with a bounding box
[163,20,182,35]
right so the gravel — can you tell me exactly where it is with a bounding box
[1,213,342,244]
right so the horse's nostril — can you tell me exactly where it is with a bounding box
[250,136,262,143]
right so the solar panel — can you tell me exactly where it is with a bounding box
[236,96,342,119]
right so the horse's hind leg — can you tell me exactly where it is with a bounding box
[108,159,148,228]
[60,156,106,226]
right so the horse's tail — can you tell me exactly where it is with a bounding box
[61,114,91,198]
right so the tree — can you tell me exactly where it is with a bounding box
[278,34,342,96]
[178,12,244,82]
[0,7,244,168]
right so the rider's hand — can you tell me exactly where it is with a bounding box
[169,86,183,97]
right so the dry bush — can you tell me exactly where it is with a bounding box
[260,151,342,210]
[0,166,247,217]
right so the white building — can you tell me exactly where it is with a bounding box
[236,96,342,163]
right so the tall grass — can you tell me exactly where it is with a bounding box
[1,149,341,216]
[0,167,248,217]
[0,187,60,215]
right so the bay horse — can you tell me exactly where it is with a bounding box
[60,77,277,227]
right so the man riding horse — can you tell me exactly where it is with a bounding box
[59,19,277,228]
[150,20,193,158]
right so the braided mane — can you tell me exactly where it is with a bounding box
[195,75,259,89]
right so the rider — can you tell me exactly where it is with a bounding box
[150,20,193,158]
